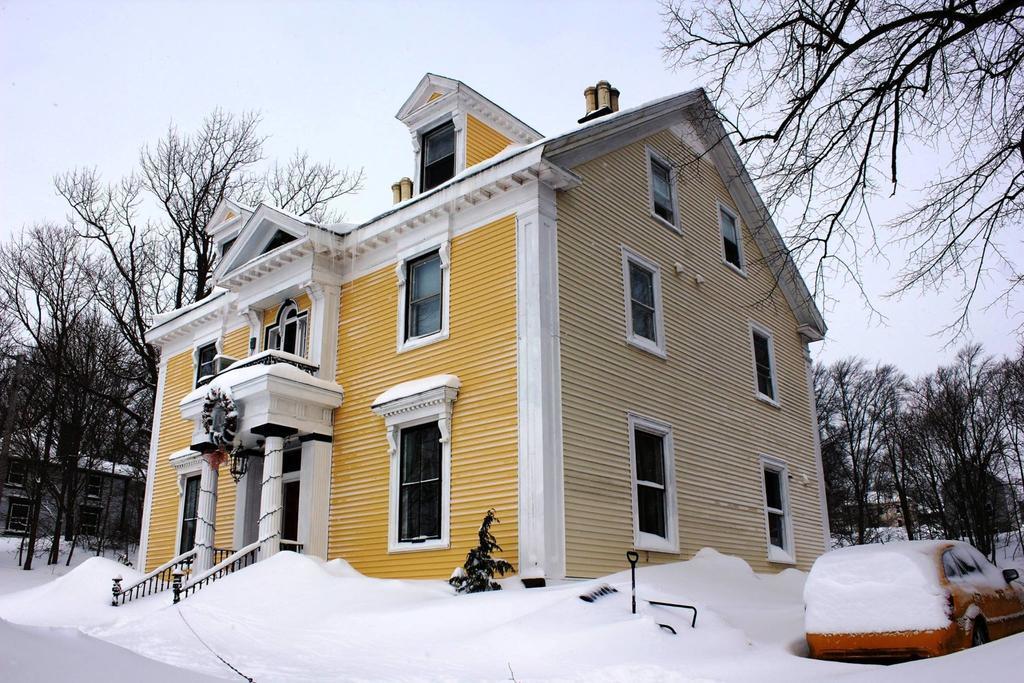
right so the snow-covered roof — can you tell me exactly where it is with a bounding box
[180,354,340,406]
[77,457,141,479]
[372,374,461,408]
[148,287,229,329]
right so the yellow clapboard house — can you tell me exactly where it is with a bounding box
[139,74,829,584]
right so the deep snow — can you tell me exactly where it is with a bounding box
[0,546,1020,681]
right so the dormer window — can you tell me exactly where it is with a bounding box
[264,230,296,254]
[265,300,308,357]
[420,121,456,191]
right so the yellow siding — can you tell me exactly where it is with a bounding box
[427,91,444,102]
[330,215,519,578]
[145,350,195,571]
[222,325,250,360]
[465,115,512,167]
[556,129,826,576]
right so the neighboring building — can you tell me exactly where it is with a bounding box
[2,456,145,552]
[139,75,829,583]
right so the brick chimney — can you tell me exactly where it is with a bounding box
[579,80,620,124]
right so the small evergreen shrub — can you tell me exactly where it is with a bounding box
[449,508,515,593]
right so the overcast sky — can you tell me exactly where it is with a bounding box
[1,0,1020,375]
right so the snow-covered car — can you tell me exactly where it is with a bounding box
[804,540,1024,661]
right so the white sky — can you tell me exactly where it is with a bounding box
[1,0,1020,376]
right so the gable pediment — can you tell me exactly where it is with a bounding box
[213,204,312,280]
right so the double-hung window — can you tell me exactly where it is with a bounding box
[750,324,778,403]
[79,505,101,536]
[196,342,217,386]
[6,498,30,532]
[647,148,679,231]
[629,414,677,552]
[622,248,665,357]
[420,121,456,191]
[762,458,794,563]
[720,205,744,271]
[179,474,200,554]
[405,250,443,340]
[85,474,102,499]
[5,459,26,487]
[398,422,443,543]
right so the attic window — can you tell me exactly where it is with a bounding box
[420,121,456,191]
[263,230,296,254]
[221,236,237,258]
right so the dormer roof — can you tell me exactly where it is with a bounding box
[207,198,254,239]
[395,73,542,145]
[212,203,316,281]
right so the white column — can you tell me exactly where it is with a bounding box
[258,436,285,558]
[195,455,220,571]
[299,438,332,560]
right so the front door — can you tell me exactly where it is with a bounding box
[282,480,300,547]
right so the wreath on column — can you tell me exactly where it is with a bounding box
[201,386,238,459]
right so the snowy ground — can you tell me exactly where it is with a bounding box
[0,535,136,597]
[0,544,1021,682]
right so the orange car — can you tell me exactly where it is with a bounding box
[804,540,1024,661]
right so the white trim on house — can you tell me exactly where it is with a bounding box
[748,320,781,407]
[136,355,169,567]
[169,449,203,558]
[395,238,451,354]
[645,145,681,234]
[515,187,567,581]
[371,378,458,553]
[802,344,832,553]
[621,246,667,358]
[760,454,796,565]
[627,412,679,554]
[717,201,747,277]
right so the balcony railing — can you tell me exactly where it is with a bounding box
[197,350,319,387]
[280,539,304,554]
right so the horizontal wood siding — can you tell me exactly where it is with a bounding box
[556,129,826,577]
[466,115,512,167]
[144,350,194,571]
[329,215,519,578]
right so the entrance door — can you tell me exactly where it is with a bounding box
[282,481,300,548]
[179,475,200,554]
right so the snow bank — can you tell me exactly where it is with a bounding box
[804,541,953,635]
[0,618,222,682]
[0,557,158,628]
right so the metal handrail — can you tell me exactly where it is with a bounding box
[280,539,304,554]
[175,542,260,603]
[213,546,234,564]
[112,548,197,606]
[197,351,318,386]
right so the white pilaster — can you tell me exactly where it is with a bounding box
[299,438,332,560]
[194,455,220,572]
[258,436,285,558]
[802,344,831,553]
[515,184,566,581]
[303,282,341,381]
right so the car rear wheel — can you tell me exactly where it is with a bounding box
[971,618,989,647]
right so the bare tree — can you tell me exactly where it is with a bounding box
[663,0,1024,335]
[56,109,363,392]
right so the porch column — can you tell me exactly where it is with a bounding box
[258,435,285,558]
[299,435,332,560]
[195,455,220,572]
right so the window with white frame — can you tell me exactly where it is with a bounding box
[761,457,794,563]
[371,375,459,552]
[420,120,457,191]
[750,324,778,403]
[622,248,665,356]
[264,300,308,358]
[195,342,217,386]
[6,498,30,533]
[629,414,678,552]
[719,205,744,271]
[179,474,200,554]
[647,148,679,231]
[397,243,450,352]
